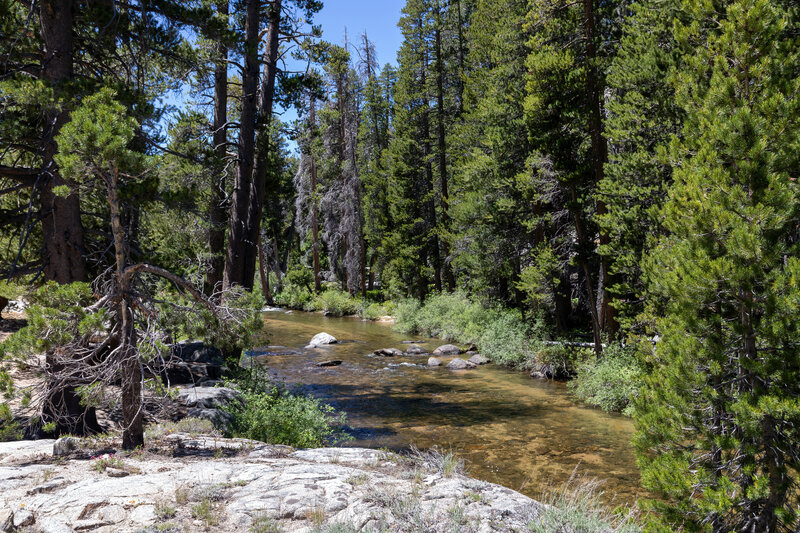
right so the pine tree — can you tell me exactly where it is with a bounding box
[598,0,682,330]
[635,1,800,530]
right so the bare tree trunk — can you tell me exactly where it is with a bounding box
[583,0,617,338]
[243,0,283,289]
[223,0,259,290]
[207,0,229,294]
[433,1,454,292]
[107,166,143,450]
[257,236,273,304]
[39,0,87,284]
[309,98,321,293]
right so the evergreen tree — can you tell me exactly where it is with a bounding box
[635,1,800,530]
[598,0,682,330]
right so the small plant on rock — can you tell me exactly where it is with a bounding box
[92,453,124,472]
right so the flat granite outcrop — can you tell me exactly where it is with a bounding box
[0,437,542,533]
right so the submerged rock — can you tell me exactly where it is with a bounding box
[373,348,403,357]
[433,344,462,356]
[315,360,342,367]
[309,332,338,346]
[446,358,477,370]
[468,354,491,365]
[427,357,443,367]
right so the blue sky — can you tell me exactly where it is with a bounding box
[313,0,406,68]
[159,1,406,147]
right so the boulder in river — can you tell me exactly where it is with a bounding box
[446,358,477,370]
[468,354,490,365]
[433,344,462,356]
[309,332,338,346]
[316,360,342,367]
[427,357,442,367]
[405,345,428,355]
[373,348,403,357]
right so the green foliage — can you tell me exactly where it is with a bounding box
[634,1,800,529]
[273,267,314,309]
[0,282,101,361]
[156,286,264,364]
[0,403,22,442]
[55,87,145,184]
[569,342,648,416]
[305,288,360,317]
[224,387,349,448]
[394,291,542,367]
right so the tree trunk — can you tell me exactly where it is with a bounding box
[257,236,273,305]
[39,0,87,284]
[207,0,229,294]
[583,0,617,337]
[309,97,321,293]
[433,1,454,291]
[570,185,602,355]
[107,166,143,450]
[223,0,259,290]
[242,0,283,289]
[421,49,441,293]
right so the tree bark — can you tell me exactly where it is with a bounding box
[433,1,454,291]
[223,0,259,290]
[583,0,617,337]
[257,236,273,304]
[309,97,321,293]
[242,0,282,289]
[421,48,441,293]
[108,166,143,450]
[207,0,229,294]
[39,0,87,284]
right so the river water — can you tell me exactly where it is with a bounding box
[255,310,643,505]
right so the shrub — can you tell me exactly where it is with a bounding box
[394,291,542,368]
[223,385,350,448]
[568,342,647,416]
[0,403,21,442]
[360,302,388,320]
[306,288,361,317]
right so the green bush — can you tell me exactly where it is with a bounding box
[224,387,349,448]
[0,403,22,442]
[394,291,542,368]
[360,301,389,320]
[306,288,361,316]
[568,342,647,416]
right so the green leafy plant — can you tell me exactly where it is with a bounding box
[224,387,350,448]
[569,342,647,415]
[0,403,22,442]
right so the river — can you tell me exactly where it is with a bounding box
[254,309,643,506]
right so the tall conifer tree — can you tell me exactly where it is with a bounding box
[635,1,800,529]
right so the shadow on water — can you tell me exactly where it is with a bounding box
[257,310,644,505]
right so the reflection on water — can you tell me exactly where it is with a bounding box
[256,310,643,504]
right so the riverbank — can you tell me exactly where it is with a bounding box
[274,288,645,416]
[0,436,543,532]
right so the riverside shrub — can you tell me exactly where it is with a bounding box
[569,342,646,416]
[224,388,349,448]
[394,291,541,367]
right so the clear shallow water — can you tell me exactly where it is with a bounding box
[255,310,643,505]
